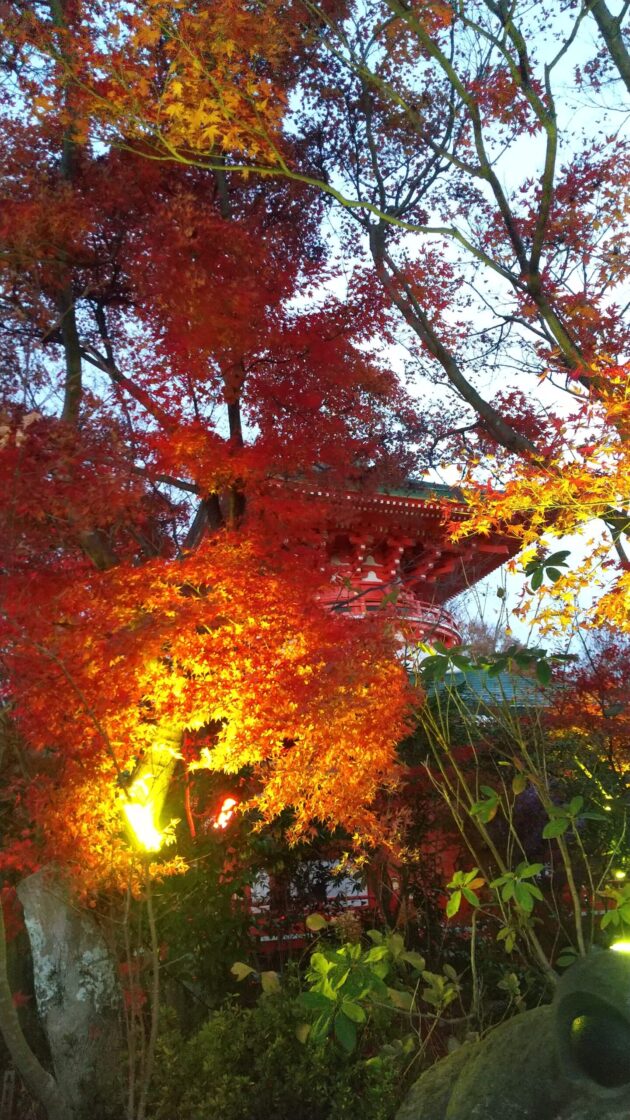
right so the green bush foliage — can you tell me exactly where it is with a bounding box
[148,993,404,1120]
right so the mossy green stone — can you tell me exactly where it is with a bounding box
[396,951,630,1120]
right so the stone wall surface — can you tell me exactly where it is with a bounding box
[17,869,123,1120]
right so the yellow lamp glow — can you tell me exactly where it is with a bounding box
[123,801,164,852]
[120,734,180,852]
[611,940,630,954]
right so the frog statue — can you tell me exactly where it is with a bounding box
[396,949,630,1120]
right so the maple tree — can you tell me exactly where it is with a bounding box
[10,0,626,626]
[0,1,424,896]
[0,14,423,1114]
[547,626,630,777]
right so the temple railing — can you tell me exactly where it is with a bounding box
[318,582,461,649]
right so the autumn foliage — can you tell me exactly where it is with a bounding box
[0,6,421,891]
[0,0,629,897]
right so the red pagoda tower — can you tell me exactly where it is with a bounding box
[315,481,518,651]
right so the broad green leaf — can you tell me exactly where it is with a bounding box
[423,655,449,681]
[543,817,570,839]
[470,787,500,823]
[446,891,461,918]
[298,990,332,1012]
[497,927,516,952]
[514,883,534,912]
[341,973,367,1001]
[387,933,404,959]
[310,1011,334,1044]
[365,945,389,963]
[371,962,390,982]
[368,975,390,1000]
[329,967,351,992]
[501,880,515,902]
[310,952,331,975]
[366,930,383,944]
[519,863,543,877]
[422,970,444,987]
[334,1012,357,1052]
[422,989,441,1006]
[295,1023,311,1044]
[231,961,255,981]
[400,951,426,971]
[546,551,570,565]
[535,660,552,686]
[340,999,366,1023]
[305,913,328,932]
[387,987,414,1010]
[480,803,498,823]
[462,887,481,908]
[261,970,280,994]
[530,568,543,591]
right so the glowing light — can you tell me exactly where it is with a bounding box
[614,870,627,880]
[123,802,163,852]
[129,775,153,801]
[213,796,238,830]
[611,940,630,954]
[120,743,179,852]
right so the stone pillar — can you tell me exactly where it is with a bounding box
[17,869,123,1120]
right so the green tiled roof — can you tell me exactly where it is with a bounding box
[435,667,546,710]
[380,480,462,501]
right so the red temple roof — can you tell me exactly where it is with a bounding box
[307,480,519,605]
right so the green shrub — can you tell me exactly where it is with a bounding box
[149,993,404,1120]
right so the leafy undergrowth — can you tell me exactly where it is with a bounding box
[148,992,404,1120]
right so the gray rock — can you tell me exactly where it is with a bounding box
[17,869,123,1120]
[396,950,630,1120]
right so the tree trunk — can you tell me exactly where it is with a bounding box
[587,0,630,96]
